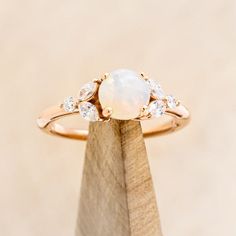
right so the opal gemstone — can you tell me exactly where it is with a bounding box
[99,69,151,120]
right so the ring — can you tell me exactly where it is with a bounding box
[37,69,190,140]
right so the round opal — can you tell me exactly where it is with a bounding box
[98,69,151,120]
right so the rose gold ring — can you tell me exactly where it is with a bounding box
[37,69,190,140]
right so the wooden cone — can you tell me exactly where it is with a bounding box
[76,120,162,236]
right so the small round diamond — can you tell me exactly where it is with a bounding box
[78,102,99,121]
[78,82,97,101]
[166,95,177,109]
[63,96,75,112]
[148,100,166,117]
[146,79,165,99]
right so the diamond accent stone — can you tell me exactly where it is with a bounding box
[78,82,97,101]
[78,102,99,121]
[146,79,165,99]
[63,96,75,112]
[166,95,177,109]
[148,100,166,117]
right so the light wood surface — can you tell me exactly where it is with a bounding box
[76,120,162,236]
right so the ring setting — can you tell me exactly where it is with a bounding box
[63,69,179,122]
[37,68,190,140]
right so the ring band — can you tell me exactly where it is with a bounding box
[37,69,190,140]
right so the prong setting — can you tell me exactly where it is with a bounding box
[102,107,113,118]
[102,73,109,80]
[140,72,148,80]
[93,78,103,84]
[140,105,149,117]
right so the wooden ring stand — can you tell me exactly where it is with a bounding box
[76,120,163,236]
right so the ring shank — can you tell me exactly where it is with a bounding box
[37,104,190,140]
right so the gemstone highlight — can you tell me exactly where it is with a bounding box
[78,102,99,121]
[78,82,97,101]
[146,79,165,99]
[148,100,166,117]
[166,95,177,109]
[63,96,75,112]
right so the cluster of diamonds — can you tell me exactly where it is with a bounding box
[63,81,100,121]
[63,75,179,122]
[141,78,179,119]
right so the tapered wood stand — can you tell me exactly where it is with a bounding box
[76,120,162,236]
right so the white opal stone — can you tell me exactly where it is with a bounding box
[99,69,151,120]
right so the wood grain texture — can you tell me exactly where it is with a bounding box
[76,120,162,236]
